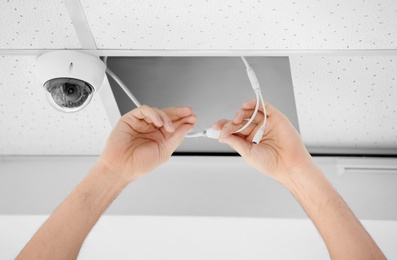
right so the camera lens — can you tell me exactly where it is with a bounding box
[44,78,93,112]
[66,84,75,94]
[64,83,79,102]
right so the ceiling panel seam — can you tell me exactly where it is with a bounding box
[64,0,97,49]
[64,0,121,126]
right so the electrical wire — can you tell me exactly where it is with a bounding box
[259,92,267,128]
[102,56,141,107]
[234,57,267,143]
[105,67,142,107]
[185,132,206,138]
[241,56,250,69]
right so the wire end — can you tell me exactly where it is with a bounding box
[252,125,265,144]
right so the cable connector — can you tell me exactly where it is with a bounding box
[246,67,261,92]
[252,125,265,144]
[205,128,221,139]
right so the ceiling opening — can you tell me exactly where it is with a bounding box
[107,56,299,153]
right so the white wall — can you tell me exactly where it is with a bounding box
[1,156,397,219]
[1,156,397,259]
[1,215,397,260]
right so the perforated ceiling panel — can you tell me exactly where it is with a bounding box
[0,56,112,155]
[1,1,396,155]
[0,0,81,49]
[290,56,397,153]
[81,0,397,50]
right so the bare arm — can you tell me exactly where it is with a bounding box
[16,163,128,260]
[282,164,383,259]
[215,99,386,260]
[16,105,196,260]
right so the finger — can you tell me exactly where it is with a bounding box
[233,109,265,125]
[160,115,197,137]
[212,119,229,130]
[242,98,257,110]
[130,105,163,127]
[220,120,250,139]
[219,120,235,139]
[213,119,257,139]
[221,114,264,138]
[233,99,264,125]
[153,107,175,132]
[233,110,245,124]
[219,134,251,158]
[242,99,276,117]
[160,106,194,133]
[162,107,193,121]
[164,124,195,153]
[173,114,197,128]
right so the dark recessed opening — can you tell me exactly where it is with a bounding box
[107,56,299,153]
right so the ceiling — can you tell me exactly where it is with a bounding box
[0,0,396,155]
[1,2,397,258]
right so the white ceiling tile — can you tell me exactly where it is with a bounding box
[290,56,397,149]
[0,56,112,155]
[0,0,81,49]
[81,0,397,50]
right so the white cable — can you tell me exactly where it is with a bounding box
[252,92,267,144]
[235,57,266,143]
[103,56,141,107]
[186,132,206,138]
[241,56,250,68]
[105,67,142,108]
[259,92,267,127]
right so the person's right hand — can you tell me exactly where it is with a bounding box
[213,99,316,182]
[214,100,388,260]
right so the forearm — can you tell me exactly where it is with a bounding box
[279,164,386,260]
[17,162,129,260]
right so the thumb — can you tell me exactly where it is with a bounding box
[220,135,251,157]
[164,124,194,152]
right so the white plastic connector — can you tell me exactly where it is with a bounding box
[246,67,260,92]
[252,125,265,144]
[205,128,221,139]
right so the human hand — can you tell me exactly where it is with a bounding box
[99,105,197,183]
[213,99,315,182]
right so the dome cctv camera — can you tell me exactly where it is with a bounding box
[36,51,106,112]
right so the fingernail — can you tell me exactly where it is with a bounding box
[155,117,163,126]
[219,138,225,143]
[167,121,175,131]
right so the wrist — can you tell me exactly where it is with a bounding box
[277,162,339,214]
[93,160,133,188]
[277,161,324,191]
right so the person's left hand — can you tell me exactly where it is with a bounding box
[99,105,197,183]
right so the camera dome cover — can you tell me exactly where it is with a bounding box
[44,78,94,112]
[36,51,106,112]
